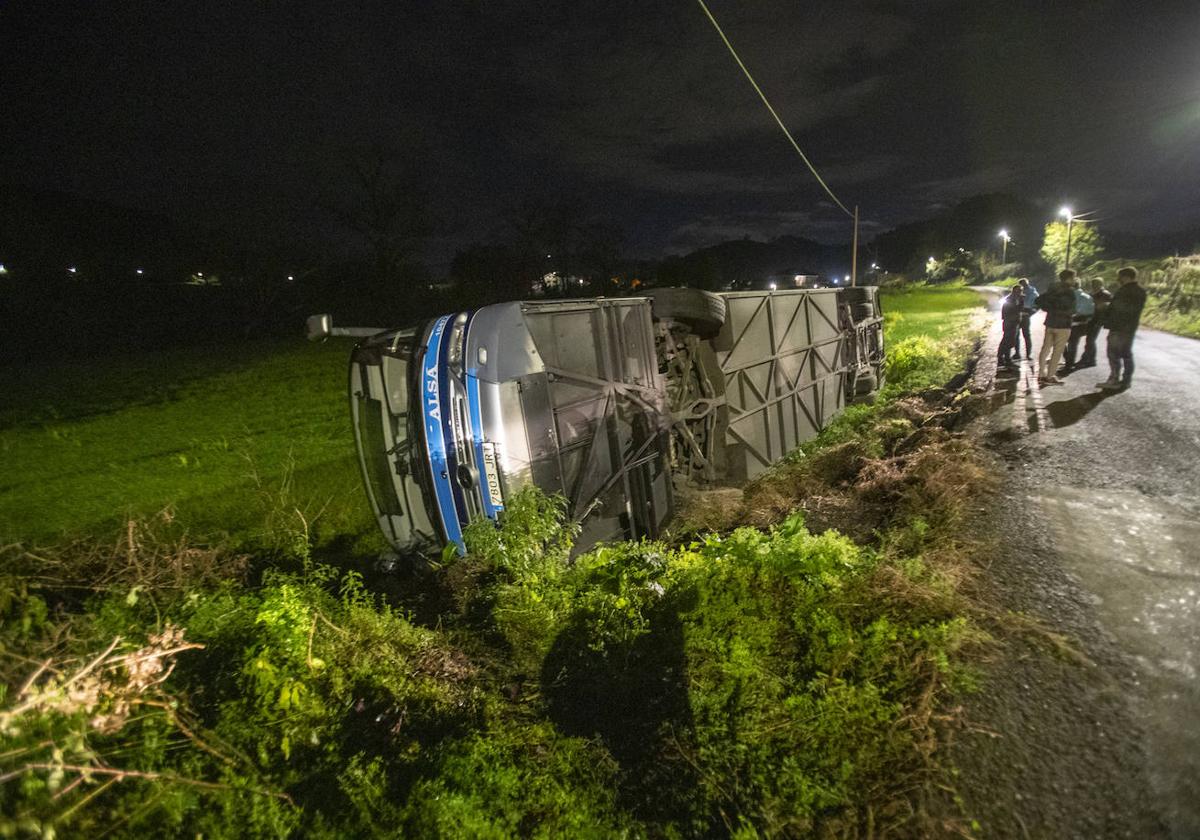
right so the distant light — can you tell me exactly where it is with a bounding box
[998,229,1008,240]
[68,266,77,273]
[927,256,935,263]
[844,275,850,283]
[197,272,204,278]
[870,263,879,270]
[1060,206,1072,219]
[546,254,552,259]
[794,274,802,282]
[768,282,777,290]
[135,268,144,275]
[0,264,7,274]
[286,275,294,281]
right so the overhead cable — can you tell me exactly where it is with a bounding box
[694,0,853,217]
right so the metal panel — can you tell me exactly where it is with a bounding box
[712,289,849,481]
[520,299,673,546]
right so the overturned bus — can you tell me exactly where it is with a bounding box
[307,286,884,557]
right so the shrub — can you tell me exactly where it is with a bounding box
[885,335,956,393]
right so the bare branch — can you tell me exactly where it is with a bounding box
[3,763,295,806]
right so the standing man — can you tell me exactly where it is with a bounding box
[1060,277,1095,373]
[997,285,1024,369]
[1017,278,1039,360]
[1079,277,1112,368]
[1101,267,1148,390]
[1037,270,1077,384]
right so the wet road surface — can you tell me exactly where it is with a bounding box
[970,287,1200,838]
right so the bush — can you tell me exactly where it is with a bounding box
[3,452,984,836]
[885,335,958,394]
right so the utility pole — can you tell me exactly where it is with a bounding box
[1065,218,1073,270]
[1060,207,1075,270]
[851,205,859,286]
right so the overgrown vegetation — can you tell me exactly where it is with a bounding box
[3,286,994,837]
[2,479,986,837]
[1130,254,1200,339]
[1071,254,1200,339]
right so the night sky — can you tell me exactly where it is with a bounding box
[3,1,1199,267]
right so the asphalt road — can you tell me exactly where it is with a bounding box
[962,288,1200,839]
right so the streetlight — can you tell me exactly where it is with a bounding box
[998,229,1010,264]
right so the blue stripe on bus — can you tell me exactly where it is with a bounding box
[420,315,463,550]
[465,370,498,519]
[438,314,470,536]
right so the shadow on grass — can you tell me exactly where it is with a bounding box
[541,595,699,827]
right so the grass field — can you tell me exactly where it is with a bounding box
[880,281,989,345]
[0,286,987,550]
[0,338,379,550]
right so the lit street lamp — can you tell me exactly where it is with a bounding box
[998,229,1011,264]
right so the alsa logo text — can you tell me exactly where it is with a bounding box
[425,365,440,421]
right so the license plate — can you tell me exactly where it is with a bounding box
[481,442,504,510]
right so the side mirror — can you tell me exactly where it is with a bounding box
[306,313,332,342]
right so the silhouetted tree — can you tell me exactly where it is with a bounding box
[450,243,524,304]
[325,147,432,288]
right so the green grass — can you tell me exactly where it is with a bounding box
[0,338,378,550]
[1142,297,1200,339]
[880,282,988,345]
[1077,256,1200,339]
[879,282,988,395]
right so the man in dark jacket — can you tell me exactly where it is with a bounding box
[1079,278,1113,368]
[1100,267,1148,390]
[997,286,1024,369]
[1037,270,1078,383]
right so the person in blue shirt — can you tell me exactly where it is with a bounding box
[1017,277,1039,359]
[1060,278,1095,372]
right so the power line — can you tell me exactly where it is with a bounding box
[694,0,853,217]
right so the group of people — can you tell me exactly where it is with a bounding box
[998,267,1148,390]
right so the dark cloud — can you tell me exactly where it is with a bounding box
[2,0,1198,262]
